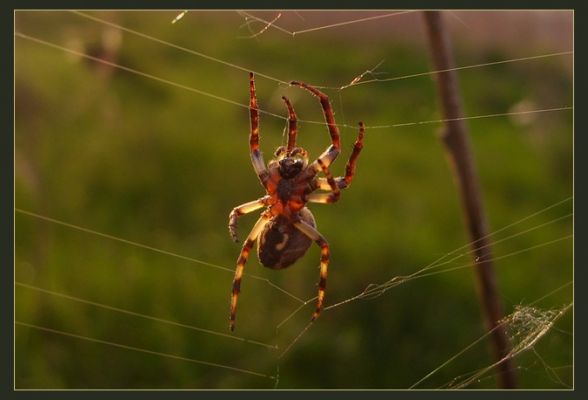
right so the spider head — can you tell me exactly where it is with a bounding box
[274,146,308,179]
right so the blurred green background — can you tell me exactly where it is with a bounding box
[15,10,573,389]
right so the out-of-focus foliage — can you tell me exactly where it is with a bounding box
[15,11,572,389]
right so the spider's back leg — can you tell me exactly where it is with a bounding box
[293,219,330,321]
[230,213,271,331]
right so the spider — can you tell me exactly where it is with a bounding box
[228,72,365,331]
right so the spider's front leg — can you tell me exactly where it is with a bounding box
[228,195,270,242]
[281,96,298,151]
[315,122,365,191]
[293,220,330,321]
[290,81,341,176]
[306,158,341,204]
[230,213,271,331]
[249,72,269,187]
[290,80,341,151]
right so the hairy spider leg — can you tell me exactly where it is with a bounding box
[290,80,341,151]
[290,81,341,182]
[293,220,330,321]
[228,195,270,242]
[281,96,298,152]
[315,121,366,191]
[306,158,341,204]
[230,214,271,331]
[249,73,269,187]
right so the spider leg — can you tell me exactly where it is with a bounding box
[314,178,341,191]
[306,192,341,204]
[293,220,330,322]
[228,195,270,242]
[290,80,341,151]
[306,158,341,204]
[249,72,269,187]
[281,96,298,152]
[289,81,344,183]
[230,213,271,331]
[314,122,365,190]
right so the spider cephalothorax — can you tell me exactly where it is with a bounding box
[227,72,366,331]
[273,146,308,179]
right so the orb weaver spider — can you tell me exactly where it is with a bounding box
[228,72,365,331]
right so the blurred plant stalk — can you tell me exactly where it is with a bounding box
[423,11,517,389]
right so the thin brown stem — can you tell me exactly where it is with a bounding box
[422,11,517,389]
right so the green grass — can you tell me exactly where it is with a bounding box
[15,11,572,389]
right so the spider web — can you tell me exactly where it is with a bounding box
[408,285,573,389]
[14,198,573,387]
[14,9,573,389]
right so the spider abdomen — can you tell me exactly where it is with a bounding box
[257,208,316,269]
